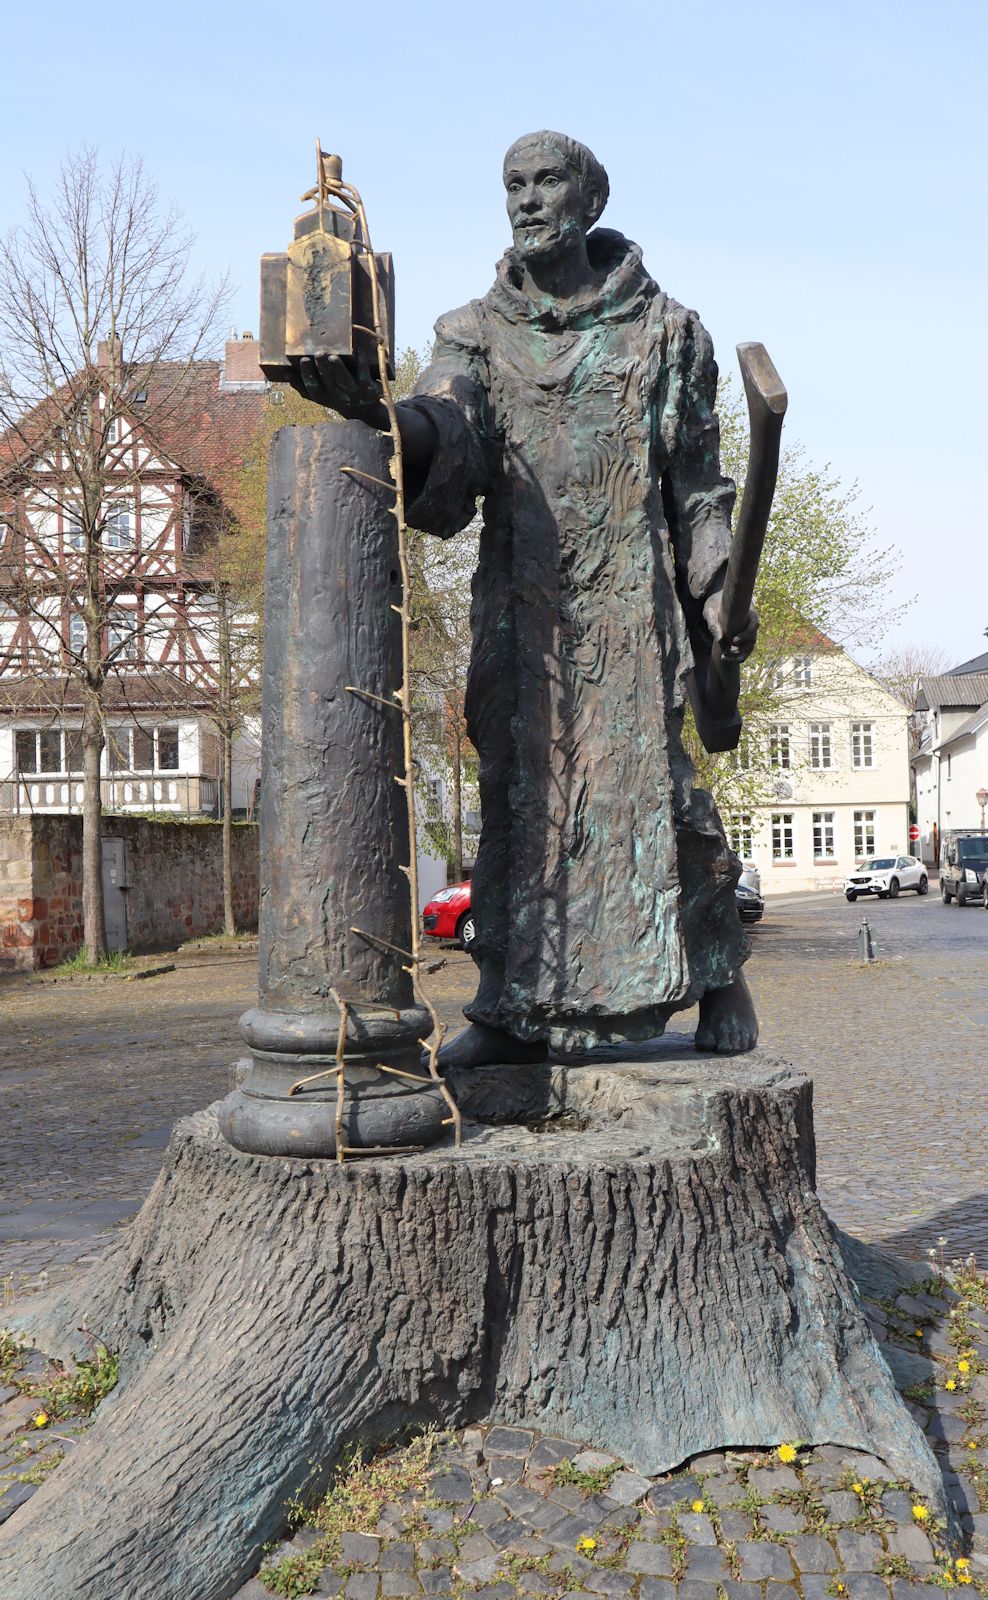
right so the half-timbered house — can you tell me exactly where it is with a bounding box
[0,335,267,816]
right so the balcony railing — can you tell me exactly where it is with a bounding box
[0,772,219,816]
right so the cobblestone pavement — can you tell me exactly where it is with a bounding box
[1,890,985,1292]
[2,1274,987,1594]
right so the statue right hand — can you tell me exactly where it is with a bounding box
[297,354,387,428]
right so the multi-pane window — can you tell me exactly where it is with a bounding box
[107,725,180,772]
[771,812,795,861]
[854,809,876,859]
[768,724,791,769]
[14,728,83,773]
[793,656,812,687]
[729,735,755,771]
[104,501,133,549]
[728,814,754,858]
[107,608,138,660]
[809,722,833,769]
[851,722,874,768]
[812,810,836,860]
[68,613,86,657]
[64,504,84,550]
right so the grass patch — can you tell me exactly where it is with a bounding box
[54,946,136,975]
[547,1457,622,1495]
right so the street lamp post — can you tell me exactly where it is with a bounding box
[977,786,988,834]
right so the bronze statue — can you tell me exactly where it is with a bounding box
[298,131,766,1067]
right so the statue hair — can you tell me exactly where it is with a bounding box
[503,132,610,227]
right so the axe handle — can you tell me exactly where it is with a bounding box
[704,342,788,726]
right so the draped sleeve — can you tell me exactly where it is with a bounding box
[659,305,736,603]
[401,302,493,539]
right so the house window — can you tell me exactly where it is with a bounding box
[771,812,795,861]
[850,722,874,768]
[793,656,812,687]
[104,501,133,549]
[812,811,836,860]
[64,505,85,550]
[133,728,155,771]
[15,729,65,773]
[768,724,791,769]
[809,723,833,769]
[108,728,131,771]
[157,726,180,770]
[69,613,86,656]
[65,730,84,770]
[854,809,876,859]
[728,814,753,858]
[729,735,755,771]
[107,609,138,661]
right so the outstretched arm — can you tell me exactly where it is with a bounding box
[297,354,437,481]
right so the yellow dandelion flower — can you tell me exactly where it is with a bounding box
[776,1443,798,1463]
[946,1379,958,1392]
[576,1536,598,1554]
[914,1329,924,1339]
[958,1360,971,1373]
[851,1481,865,1495]
[958,1576,973,1586]
[912,1504,929,1521]
[691,1500,705,1514]
[968,1441,978,1451]
[32,1411,49,1429]
[956,1559,971,1571]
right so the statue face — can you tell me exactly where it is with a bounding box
[504,146,589,263]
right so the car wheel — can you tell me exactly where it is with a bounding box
[941,879,951,903]
[845,891,857,902]
[888,878,900,899]
[456,912,476,951]
[917,876,928,895]
[876,890,888,899]
[982,881,988,909]
[957,886,967,907]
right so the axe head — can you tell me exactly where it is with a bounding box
[737,341,788,419]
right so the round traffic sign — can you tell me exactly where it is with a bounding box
[909,824,920,841]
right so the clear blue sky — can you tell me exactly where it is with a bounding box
[3,0,984,666]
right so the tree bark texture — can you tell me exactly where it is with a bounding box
[81,689,107,960]
[0,1047,952,1600]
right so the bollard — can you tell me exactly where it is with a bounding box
[218,420,446,1158]
[857,918,876,963]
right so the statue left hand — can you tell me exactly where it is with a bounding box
[703,595,759,662]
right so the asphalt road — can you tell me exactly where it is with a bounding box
[1,887,985,1291]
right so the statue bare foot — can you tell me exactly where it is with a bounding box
[695,974,758,1053]
[429,1022,548,1073]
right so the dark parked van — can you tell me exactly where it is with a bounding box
[939,831,988,906]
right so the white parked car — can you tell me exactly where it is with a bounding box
[844,854,928,902]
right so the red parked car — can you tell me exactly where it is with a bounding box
[422,881,475,950]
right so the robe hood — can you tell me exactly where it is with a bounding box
[488,228,657,332]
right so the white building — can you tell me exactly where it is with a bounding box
[913,653,988,862]
[724,643,911,895]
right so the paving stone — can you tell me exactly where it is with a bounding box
[346,1576,379,1600]
[947,1479,981,1516]
[342,1532,382,1566]
[824,1491,862,1523]
[607,1470,652,1506]
[835,1531,885,1571]
[585,1570,636,1596]
[420,1568,455,1591]
[486,1457,524,1486]
[483,1427,534,1458]
[719,1511,755,1540]
[748,1466,801,1494]
[497,1484,544,1519]
[968,1514,988,1553]
[546,1512,607,1549]
[736,1541,795,1581]
[459,1534,496,1561]
[705,1475,743,1507]
[595,1506,641,1531]
[761,1504,803,1533]
[800,1578,841,1600]
[526,1438,579,1472]
[517,1578,555,1596]
[548,1552,596,1580]
[379,1542,416,1571]
[429,1468,475,1503]
[679,1513,718,1546]
[571,1450,618,1474]
[638,1515,673,1537]
[880,1490,919,1523]
[486,1519,532,1550]
[886,1524,933,1562]
[684,1545,730,1578]
[688,1453,729,1475]
[649,1477,703,1509]
[677,1585,722,1600]
[456,1556,501,1585]
[520,1501,568,1531]
[462,1428,485,1458]
[790,1535,839,1572]
[638,1583,675,1600]
[624,1541,674,1576]
[422,1510,457,1534]
[841,1577,889,1600]
[381,1577,421,1597]
[838,1452,892,1480]
[473,1501,510,1529]
[234,1581,277,1599]
[472,1586,514,1600]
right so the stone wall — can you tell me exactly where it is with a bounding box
[0,816,258,972]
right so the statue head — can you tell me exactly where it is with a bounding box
[503,132,609,264]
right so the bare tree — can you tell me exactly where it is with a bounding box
[0,149,229,958]
[871,642,951,760]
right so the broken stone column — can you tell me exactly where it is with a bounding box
[218,419,444,1157]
